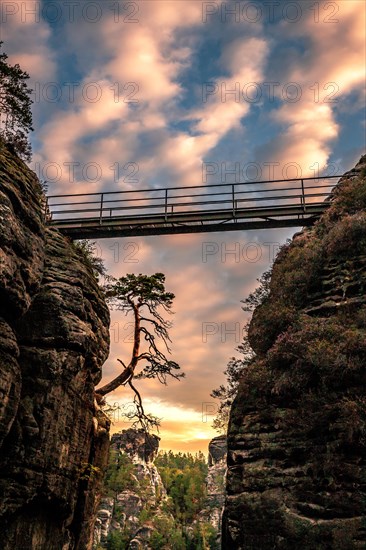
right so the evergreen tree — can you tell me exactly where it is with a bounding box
[155,451,208,523]
[0,42,33,161]
[96,273,184,430]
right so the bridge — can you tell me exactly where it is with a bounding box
[45,175,342,239]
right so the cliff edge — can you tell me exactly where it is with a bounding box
[0,140,111,549]
[223,155,366,549]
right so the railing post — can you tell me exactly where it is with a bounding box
[44,196,51,222]
[232,184,236,217]
[165,189,168,221]
[300,179,306,213]
[100,193,104,224]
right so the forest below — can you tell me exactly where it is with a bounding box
[99,449,219,550]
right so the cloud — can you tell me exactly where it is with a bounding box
[254,0,365,177]
[26,1,203,190]
[110,406,217,455]
[2,1,56,83]
[126,36,269,188]
[31,5,270,190]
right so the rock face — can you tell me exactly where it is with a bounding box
[94,497,114,545]
[111,429,164,510]
[94,429,166,549]
[201,435,227,545]
[0,140,111,549]
[111,428,160,464]
[206,435,227,530]
[223,156,366,549]
[208,434,227,468]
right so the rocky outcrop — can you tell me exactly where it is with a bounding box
[111,428,160,464]
[111,429,164,508]
[94,429,166,549]
[208,434,227,468]
[199,435,227,547]
[0,140,111,549]
[207,436,227,523]
[94,497,114,545]
[223,155,366,549]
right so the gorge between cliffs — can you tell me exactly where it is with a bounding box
[1,139,366,549]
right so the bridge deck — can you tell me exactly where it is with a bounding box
[46,176,341,239]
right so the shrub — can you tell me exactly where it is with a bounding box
[323,212,366,259]
[72,240,106,278]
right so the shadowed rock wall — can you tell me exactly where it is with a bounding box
[0,140,111,549]
[223,155,366,549]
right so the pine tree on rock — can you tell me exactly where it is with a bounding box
[96,273,184,429]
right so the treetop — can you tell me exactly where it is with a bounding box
[105,273,175,309]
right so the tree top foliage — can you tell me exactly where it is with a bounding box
[0,41,33,161]
[105,272,175,311]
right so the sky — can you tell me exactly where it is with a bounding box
[2,0,365,454]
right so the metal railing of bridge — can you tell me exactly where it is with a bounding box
[46,176,342,224]
[45,175,348,239]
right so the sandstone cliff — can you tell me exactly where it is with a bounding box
[198,435,227,549]
[223,155,366,549]
[0,140,111,549]
[94,428,167,549]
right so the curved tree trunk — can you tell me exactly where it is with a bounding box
[96,304,141,396]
